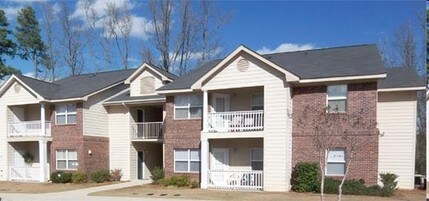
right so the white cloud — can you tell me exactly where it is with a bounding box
[3,6,22,19]
[257,43,316,54]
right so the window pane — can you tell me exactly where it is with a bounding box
[68,150,77,160]
[251,148,263,161]
[68,160,78,169]
[190,94,202,106]
[174,95,189,107]
[252,106,264,111]
[175,161,188,172]
[328,149,345,162]
[67,104,76,112]
[251,94,263,106]
[175,150,188,160]
[327,163,345,175]
[327,85,347,97]
[189,107,202,118]
[56,150,66,159]
[57,160,67,169]
[67,114,77,124]
[190,150,200,160]
[56,115,66,124]
[175,108,188,119]
[328,100,346,112]
[190,161,200,172]
[57,104,66,113]
[251,162,263,171]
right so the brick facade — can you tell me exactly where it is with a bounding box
[163,96,201,181]
[50,102,109,173]
[291,82,379,185]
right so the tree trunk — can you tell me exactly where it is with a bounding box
[338,153,353,201]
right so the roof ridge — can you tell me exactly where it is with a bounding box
[16,74,60,87]
[262,44,376,56]
[65,68,135,78]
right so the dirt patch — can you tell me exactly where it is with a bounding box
[0,181,119,194]
[90,184,425,201]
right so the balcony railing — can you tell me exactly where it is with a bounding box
[208,169,263,190]
[131,122,163,140]
[207,110,264,132]
[8,121,51,137]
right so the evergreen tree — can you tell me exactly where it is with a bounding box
[15,6,45,79]
[0,9,20,80]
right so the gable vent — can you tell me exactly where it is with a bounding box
[13,83,21,93]
[140,76,155,94]
[237,59,249,72]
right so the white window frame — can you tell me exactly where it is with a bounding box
[55,103,77,125]
[325,148,346,176]
[327,85,347,112]
[56,149,78,170]
[174,94,203,119]
[173,149,200,173]
[251,93,264,111]
[250,147,263,170]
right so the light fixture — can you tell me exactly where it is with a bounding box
[88,150,92,155]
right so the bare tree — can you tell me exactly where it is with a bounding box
[59,1,85,76]
[40,1,59,81]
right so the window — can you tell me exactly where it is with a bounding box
[174,94,203,119]
[326,148,345,176]
[140,76,155,94]
[250,148,263,170]
[56,104,77,124]
[327,85,347,112]
[251,94,263,110]
[174,149,200,173]
[56,150,78,170]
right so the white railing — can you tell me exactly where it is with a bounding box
[8,121,51,137]
[208,170,263,190]
[131,122,163,139]
[9,166,40,182]
[207,110,264,132]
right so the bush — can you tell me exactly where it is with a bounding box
[110,169,122,181]
[379,173,398,197]
[159,175,190,187]
[342,179,368,195]
[323,178,340,194]
[71,171,87,184]
[291,162,320,192]
[50,171,72,183]
[367,185,382,196]
[150,167,164,184]
[190,180,199,188]
[90,169,111,183]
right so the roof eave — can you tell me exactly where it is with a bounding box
[124,63,173,84]
[378,86,426,92]
[297,73,387,84]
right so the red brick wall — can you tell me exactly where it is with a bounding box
[50,102,109,173]
[163,96,201,181]
[292,82,379,185]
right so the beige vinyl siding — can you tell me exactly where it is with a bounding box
[0,81,40,181]
[377,91,417,189]
[202,53,292,191]
[130,69,163,97]
[83,85,127,137]
[108,105,131,181]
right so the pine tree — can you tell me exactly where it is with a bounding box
[0,9,20,80]
[15,6,45,79]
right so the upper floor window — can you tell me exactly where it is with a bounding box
[327,85,347,112]
[174,94,203,119]
[251,94,263,110]
[326,148,345,176]
[56,103,77,125]
[140,76,155,94]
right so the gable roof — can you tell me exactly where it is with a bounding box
[124,63,177,84]
[158,44,387,91]
[103,89,166,105]
[378,67,425,91]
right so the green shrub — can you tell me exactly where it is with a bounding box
[291,162,320,192]
[323,178,340,194]
[90,169,111,183]
[50,171,72,183]
[159,175,190,187]
[150,167,164,184]
[342,179,368,195]
[71,171,87,184]
[110,169,122,181]
[190,180,199,188]
[379,173,398,197]
[367,185,382,196]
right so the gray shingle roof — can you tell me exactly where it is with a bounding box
[158,44,388,91]
[105,90,165,103]
[15,74,60,98]
[378,67,425,89]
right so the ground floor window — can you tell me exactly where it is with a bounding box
[250,148,263,170]
[56,149,78,170]
[326,148,345,176]
[174,149,200,173]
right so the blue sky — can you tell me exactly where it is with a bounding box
[0,0,425,77]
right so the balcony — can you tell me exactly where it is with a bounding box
[207,110,264,133]
[8,121,51,137]
[208,170,263,190]
[9,165,50,182]
[131,122,163,140]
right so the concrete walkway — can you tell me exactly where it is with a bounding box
[0,180,203,201]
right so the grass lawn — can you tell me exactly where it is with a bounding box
[0,181,120,194]
[90,184,425,201]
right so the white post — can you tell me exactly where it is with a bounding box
[39,140,47,182]
[202,90,208,132]
[200,138,209,189]
[40,103,46,136]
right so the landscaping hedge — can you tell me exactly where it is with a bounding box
[50,171,72,183]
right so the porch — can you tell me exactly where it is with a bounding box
[129,104,164,142]
[203,138,264,190]
[131,142,163,180]
[7,103,51,139]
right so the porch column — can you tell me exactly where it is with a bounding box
[200,138,209,189]
[40,103,46,136]
[202,90,208,132]
[38,140,47,182]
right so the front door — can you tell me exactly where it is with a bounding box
[210,148,229,186]
[137,109,145,138]
[137,151,144,180]
[212,94,230,113]
[14,150,25,167]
